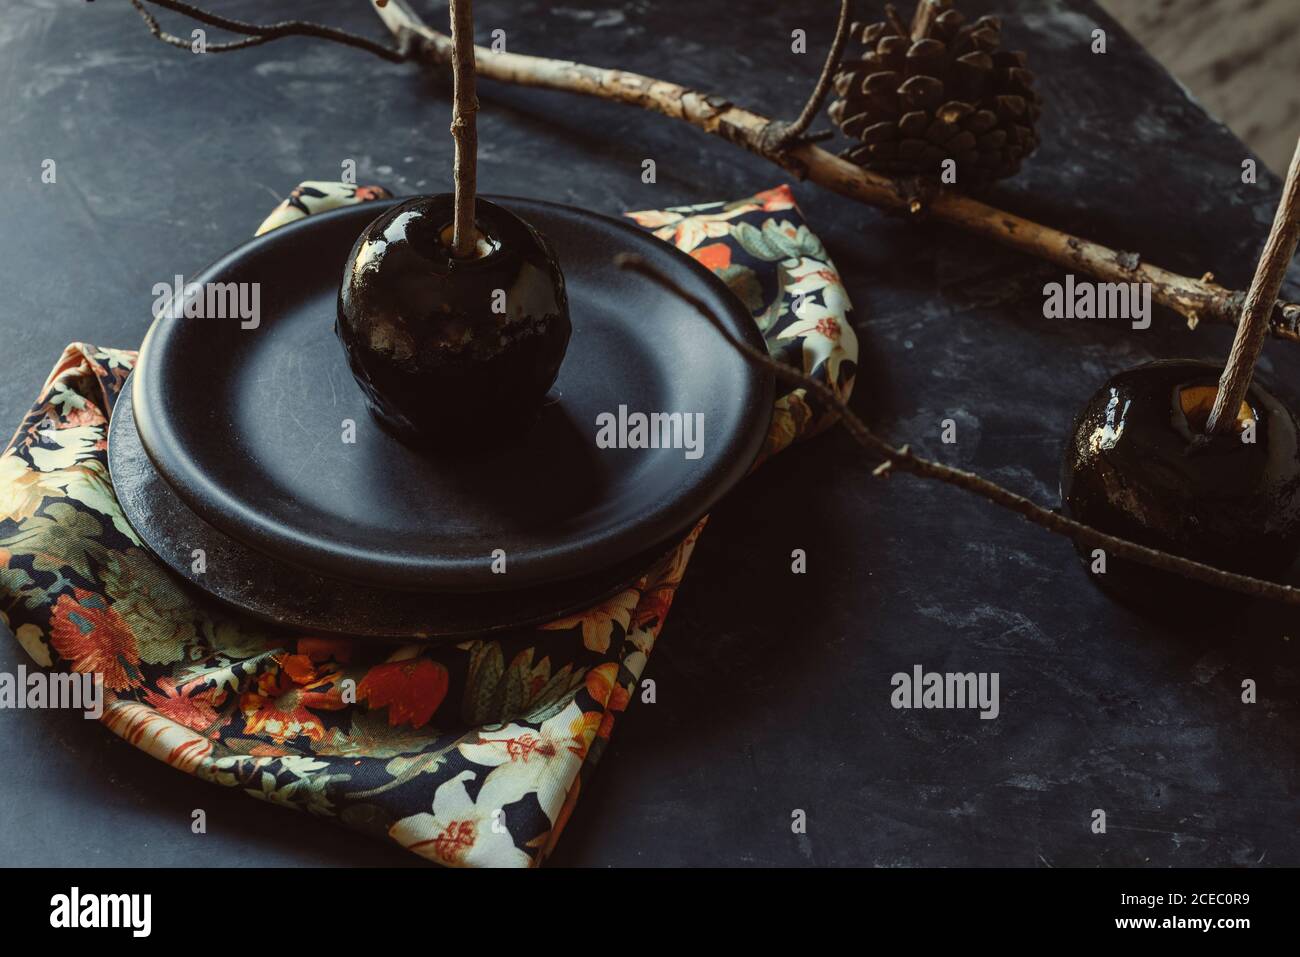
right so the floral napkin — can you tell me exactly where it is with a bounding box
[0,181,856,867]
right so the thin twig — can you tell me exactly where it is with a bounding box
[769,0,853,152]
[128,0,405,60]
[448,0,479,257]
[1207,136,1300,433]
[615,252,1300,607]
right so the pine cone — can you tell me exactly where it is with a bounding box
[828,0,1042,184]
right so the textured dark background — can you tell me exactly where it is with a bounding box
[1,0,1297,867]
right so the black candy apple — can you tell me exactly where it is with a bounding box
[1060,359,1300,613]
[337,194,571,442]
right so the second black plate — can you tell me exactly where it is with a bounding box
[132,197,773,592]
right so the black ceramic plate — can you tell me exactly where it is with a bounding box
[109,383,674,639]
[132,197,773,592]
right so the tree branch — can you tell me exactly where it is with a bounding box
[615,253,1300,607]
[122,0,1300,345]
[370,0,1300,345]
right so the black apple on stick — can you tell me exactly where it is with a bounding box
[337,0,571,443]
[1061,137,1300,614]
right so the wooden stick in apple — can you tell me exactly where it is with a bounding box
[1206,136,1300,434]
[448,0,479,258]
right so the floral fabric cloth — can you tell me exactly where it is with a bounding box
[0,182,856,867]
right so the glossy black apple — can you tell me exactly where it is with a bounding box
[1060,359,1300,613]
[337,194,571,442]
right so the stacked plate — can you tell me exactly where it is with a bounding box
[108,198,773,640]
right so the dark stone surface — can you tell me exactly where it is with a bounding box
[1,0,1297,867]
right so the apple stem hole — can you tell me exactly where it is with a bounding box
[1179,385,1253,435]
